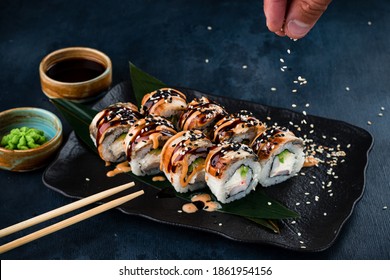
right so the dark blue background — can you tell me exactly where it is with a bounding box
[0,0,389,259]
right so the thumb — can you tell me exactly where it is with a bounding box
[284,0,332,39]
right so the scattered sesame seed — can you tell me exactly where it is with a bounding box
[329,193,334,197]
[300,172,306,176]
[218,223,223,226]
[367,21,372,26]
[296,202,300,206]
[293,80,298,84]
[267,202,272,206]
[305,103,310,107]
[271,87,277,91]
[383,206,388,210]
[207,26,213,30]
[291,220,296,224]
[378,113,383,117]
[305,192,310,195]
[324,212,327,216]
[306,201,311,204]
[205,58,209,63]
[345,86,350,91]
[242,65,248,69]
[297,232,302,236]
[280,58,285,63]
[85,177,90,181]
[367,121,372,125]
[347,144,351,148]
[302,110,307,116]
[292,89,298,93]
[301,245,307,249]
[315,196,319,201]
[310,181,315,185]
[266,116,271,121]
[280,68,285,72]
[299,241,305,244]
[292,104,297,108]
[177,210,183,213]
[381,107,385,111]
[287,49,291,54]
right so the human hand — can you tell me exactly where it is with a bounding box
[263,0,332,39]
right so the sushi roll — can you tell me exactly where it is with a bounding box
[160,130,213,193]
[205,142,261,204]
[250,126,305,187]
[140,88,187,126]
[124,116,177,176]
[177,97,227,138]
[211,110,267,144]
[89,102,141,163]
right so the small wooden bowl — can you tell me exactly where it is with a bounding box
[39,47,112,102]
[0,107,63,172]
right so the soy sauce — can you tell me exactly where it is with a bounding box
[46,58,106,83]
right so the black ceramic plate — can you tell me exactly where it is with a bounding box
[43,82,373,252]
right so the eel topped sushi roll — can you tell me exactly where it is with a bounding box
[177,97,227,138]
[205,142,261,203]
[160,130,214,193]
[211,110,267,144]
[124,116,177,176]
[140,88,187,126]
[89,102,141,163]
[250,126,305,187]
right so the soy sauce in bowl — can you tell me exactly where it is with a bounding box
[46,58,106,83]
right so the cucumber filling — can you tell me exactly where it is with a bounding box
[270,149,295,177]
[149,148,162,156]
[187,157,205,174]
[226,165,252,197]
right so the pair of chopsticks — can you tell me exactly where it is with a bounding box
[0,182,143,254]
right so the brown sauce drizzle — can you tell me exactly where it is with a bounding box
[182,193,221,213]
[106,161,131,177]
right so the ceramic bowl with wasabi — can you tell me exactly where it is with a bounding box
[0,107,63,172]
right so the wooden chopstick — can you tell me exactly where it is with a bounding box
[0,182,135,239]
[0,189,144,254]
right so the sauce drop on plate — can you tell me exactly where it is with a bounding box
[106,161,131,177]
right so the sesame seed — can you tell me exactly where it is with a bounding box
[367,121,372,125]
[306,201,311,204]
[207,26,213,30]
[383,206,388,210]
[299,241,305,244]
[367,21,372,26]
[280,58,285,63]
[291,220,296,224]
[218,223,223,226]
[347,144,351,148]
[297,232,302,236]
[345,86,350,91]
[205,58,209,63]
[292,104,297,108]
[267,202,272,206]
[305,103,310,107]
[271,87,277,91]
[242,65,248,69]
[280,68,285,72]
[329,193,334,197]
[378,113,383,117]
[381,107,385,111]
[315,196,319,201]
[301,246,307,249]
[302,110,307,116]
[305,192,310,195]
[293,80,298,84]
[324,212,327,216]
[310,181,315,185]
[296,202,300,206]
[85,178,90,181]
[292,89,298,93]
[287,49,291,54]
[177,210,183,213]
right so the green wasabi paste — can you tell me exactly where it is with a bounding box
[1,127,47,150]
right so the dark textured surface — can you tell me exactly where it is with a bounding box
[0,0,389,259]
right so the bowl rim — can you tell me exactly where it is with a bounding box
[0,107,63,153]
[39,46,112,87]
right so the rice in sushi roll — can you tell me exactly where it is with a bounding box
[124,116,177,176]
[205,142,261,203]
[140,88,187,126]
[177,97,227,138]
[160,130,213,193]
[89,102,141,163]
[250,126,305,187]
[211,110,267,144]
